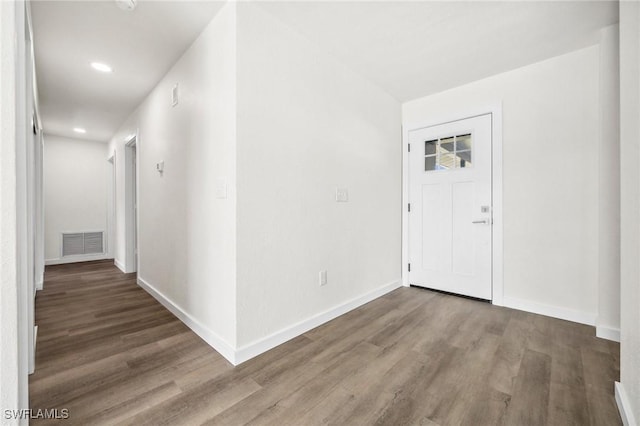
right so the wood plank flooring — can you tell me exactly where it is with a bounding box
[30,260,622,425]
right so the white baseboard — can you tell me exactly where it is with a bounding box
[596,325,621,342]
[234,280,402,365]
[36,274,43,291]
[45,254,112,266]
[136,276,237,365]
[616,381,638,426]
[502,296,597,326]
[114,258,126,273]
[137,276,401,366]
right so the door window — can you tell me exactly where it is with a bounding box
[424,133,473,171]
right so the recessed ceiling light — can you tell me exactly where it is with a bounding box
[73,128,86,134]
[90,62,113,73]
[115,0,137,11]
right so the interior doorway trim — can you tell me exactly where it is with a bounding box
[107,151,116,261]
[124,133,138,273]
[402,103,504,306]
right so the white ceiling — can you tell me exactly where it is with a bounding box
[32,1,618,142]
[256,1,619,102]
[31,0,225,142]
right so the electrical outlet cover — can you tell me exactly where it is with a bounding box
[335,187,348,202]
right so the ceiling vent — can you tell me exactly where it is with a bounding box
[62,232,104,257]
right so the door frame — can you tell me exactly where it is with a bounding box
[124,133,138,273]
[107,151,116,261]
[402,103,504,306]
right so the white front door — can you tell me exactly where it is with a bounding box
[408,114,492,300]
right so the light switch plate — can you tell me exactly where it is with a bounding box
[335,187,348,202]
[319,270,327,286]
[171,83,179,107]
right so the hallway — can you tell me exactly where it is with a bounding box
[30,261,621,425]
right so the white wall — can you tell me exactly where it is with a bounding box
[0,0,23,418]
[22,0,37,375]
[403,46,601,324]
[43,135,109,263]
[619,2,640,424]
[598,24,621,341]
[1,0,37,417]
[235,3,401,349]
[108,3,237,350]
[106,1,401,362]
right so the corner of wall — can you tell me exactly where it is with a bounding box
[137,276,237,365]
[619,2,640,423]
[114,258,126,273]
[596,22,622,341]
[108,0,241,358]
[596,323,621,342]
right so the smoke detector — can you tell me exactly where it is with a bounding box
[115,0,137,11]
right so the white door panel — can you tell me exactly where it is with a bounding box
[409,114,492,300]
[452,181,474,275]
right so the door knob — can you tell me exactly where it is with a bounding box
[472,219,490,224]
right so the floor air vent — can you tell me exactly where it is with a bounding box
[62,232,104,256]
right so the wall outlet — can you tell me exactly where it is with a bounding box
[335,187,348,202]
[319,270,327,286]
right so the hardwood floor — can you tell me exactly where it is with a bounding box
[31,260,621,425]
